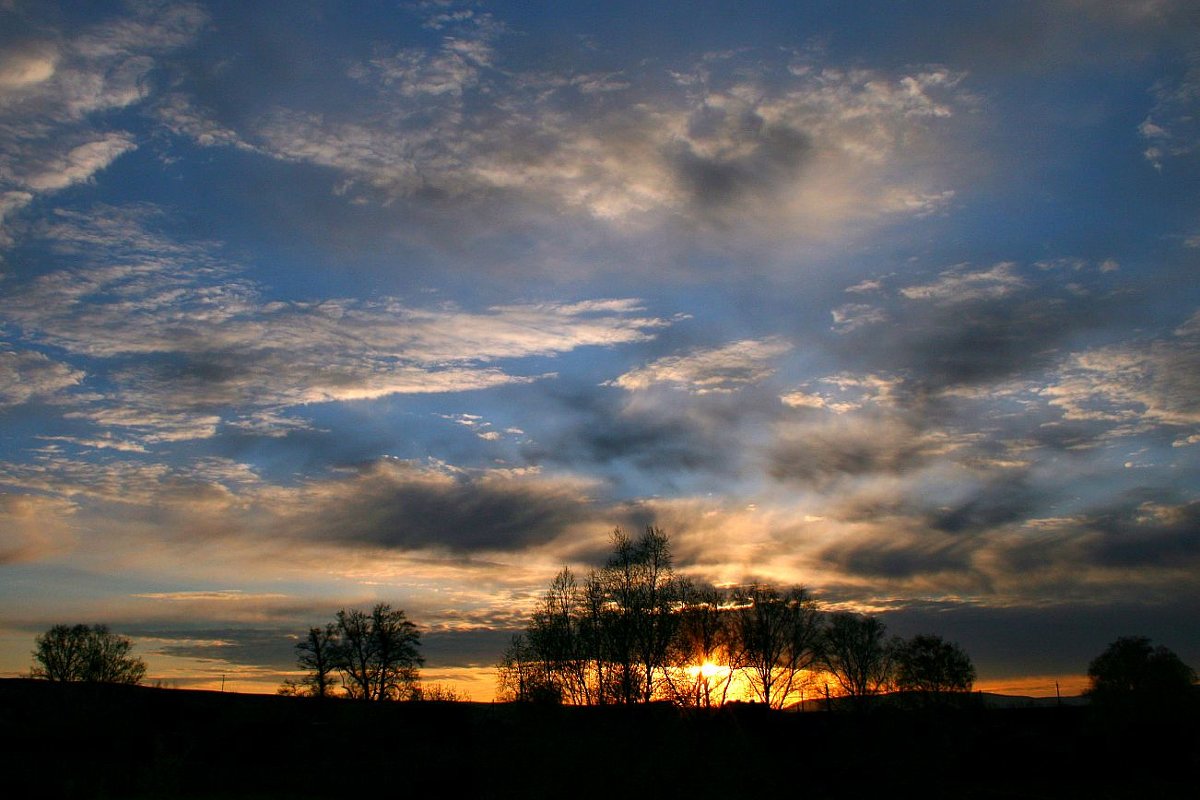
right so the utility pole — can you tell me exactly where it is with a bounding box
[221,673,226,692]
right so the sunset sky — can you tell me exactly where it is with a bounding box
[1,1,1197,699]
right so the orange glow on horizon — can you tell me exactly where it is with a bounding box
[125,663,1091,704]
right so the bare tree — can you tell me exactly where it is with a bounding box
[665,584,738,707]
[599,527,685,703]
[32,624,146,684]
[733,585,823,709]
[334,604,423,701]
[580,569,614,704]
[295,623,339,698]
[526,568,592,704]
[821,612,896,701]
[501,527,686,705]
[496,633,561,703]
[629,527,685,702]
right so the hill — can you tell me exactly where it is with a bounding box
[0,679,1195,799]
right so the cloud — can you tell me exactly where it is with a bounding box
[1038,314,1200,429]
[0,3,208,247]
[0,451,604,560]
[610,336,791,394]
[164,36,967,261]
[1,206,671,443]
[781,373,901,414]
[830,303,886,333]
[836,261,1113,393]
[768,413,958,486]
[0,492,77,564]
[521,384,753,483]
[1079,496,1200,569]
[1139,57,1200,169]
[899,262,1025,303]
[0,40,59,91]
[14,133,137,192]
[0,348,84,407]
[438,413,517,442]
[816,263,1197,466]
[271,459,602,552]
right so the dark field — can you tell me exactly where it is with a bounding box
[1,679,1196,799]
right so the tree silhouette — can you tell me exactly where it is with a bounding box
[497,633,562,703]
[1086,636,1196,710]
[601,527,686,703]
[526,567,592,704]
[294,623,339,698]
[664,583,738,707]
[732,584,823,709]
[32,624,146,684]
[498,527,690,705]
[334,604,423,701]
[821,612,895,701]
[893,634,975,697]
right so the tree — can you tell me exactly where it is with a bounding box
[499,527,688,705]
[32,624,146,684]
[732,584,823,709]
[334,604,423,701]
[1086,636,1196,708]
[294,623,339,698]
[893,634,975,696]
[619,526,686,703]
[497,633,562,704]
[583,527,681,705]
[526,567,592,704]
[664,583,738,708]
[821,612,895,700]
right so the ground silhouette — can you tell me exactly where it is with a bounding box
[2,678,1196,799]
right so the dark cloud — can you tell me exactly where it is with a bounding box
[1083,495,1200,569]
[134,627,298,671]
[293,461,598,552]
[767,414,936,485]
[423,627,523,667]
[818,476,1050,579]
[521,387,741,479]
[835,265,1119,400]
[671,118,811,214]
[888,296,1100,393]
[927,475,1046,535]
[822,532,974,581]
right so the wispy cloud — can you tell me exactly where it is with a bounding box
[1,206,671,443]
[0,349,84,407]
[1039,320,1200,429]
[0,3,208,242]
[1139,57,1200,169]
[166,37,967,259]
[611,337,791,394]
[900,262,1025,303]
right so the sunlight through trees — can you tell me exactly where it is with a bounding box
[497,528,978,708]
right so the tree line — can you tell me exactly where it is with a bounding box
[25,530,1197,711]
[496,526,969,708]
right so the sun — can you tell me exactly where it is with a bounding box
[687,661,729,680]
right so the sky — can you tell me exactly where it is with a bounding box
[1,0,1198,699]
